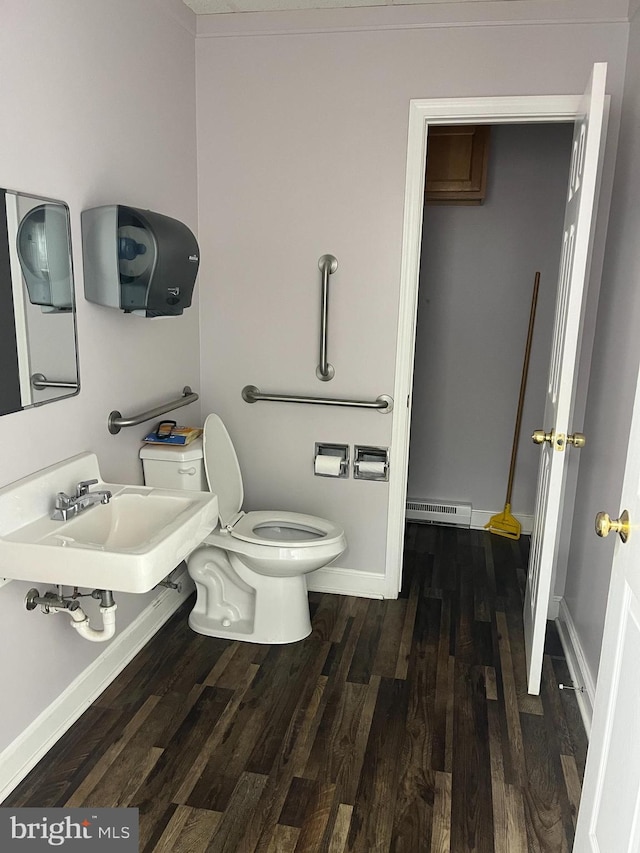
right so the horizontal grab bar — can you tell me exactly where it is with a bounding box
[242,385,393,414]
[31,372,78,391]
[108,386,199,435]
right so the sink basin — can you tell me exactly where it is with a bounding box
[0,452,218,593]
[52,492,198,550]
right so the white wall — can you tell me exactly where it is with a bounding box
[195,4,628,578]
[0,0,199,756]
[409,123,573,519]
[561,6,640,687]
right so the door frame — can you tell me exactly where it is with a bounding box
[384,94,590,599]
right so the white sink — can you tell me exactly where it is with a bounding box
[0,452,218,593]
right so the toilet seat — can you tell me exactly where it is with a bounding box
[230,510,344,548]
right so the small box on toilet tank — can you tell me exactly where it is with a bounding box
[82,205,200,316]
[140,439,207,491]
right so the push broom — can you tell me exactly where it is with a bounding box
[485,271,540,540]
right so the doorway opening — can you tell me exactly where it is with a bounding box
[406,121,574,539]
[388,68,608,711]
[385,91,598,604]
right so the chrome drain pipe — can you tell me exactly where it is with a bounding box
[25,587,117,643]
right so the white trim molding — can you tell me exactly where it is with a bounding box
[555,597,596,736]
[0,571,194,803]
[547,594,563,621]
[385,93,583,600]
[194,1,629,39]
[307,565,385,599]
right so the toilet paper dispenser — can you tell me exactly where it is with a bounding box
[314,443,349,478]
[81,205,200,317]
[354,445,389,481]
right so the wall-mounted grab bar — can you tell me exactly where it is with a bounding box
[317,254,338,381]
[108,386,199,434]
[242,384,393,414]
[31,373,79,391]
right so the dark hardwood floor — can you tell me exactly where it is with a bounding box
[3,524,587,851]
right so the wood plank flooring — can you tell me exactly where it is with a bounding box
[3,524,588,851]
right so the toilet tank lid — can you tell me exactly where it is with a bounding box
[139,438,204,462]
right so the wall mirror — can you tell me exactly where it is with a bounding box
[0,188,79,416]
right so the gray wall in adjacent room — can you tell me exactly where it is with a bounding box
[408,123,574,519]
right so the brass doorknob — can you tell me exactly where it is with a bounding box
[595,509,630,543]
[567,432,586,448]
[532,429,555,446]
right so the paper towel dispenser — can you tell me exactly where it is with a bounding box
[17,204,73,313]
[81,205,200,317]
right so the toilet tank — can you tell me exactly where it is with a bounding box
[139,439,207,491]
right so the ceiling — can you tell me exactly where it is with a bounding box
[183,0,530,16]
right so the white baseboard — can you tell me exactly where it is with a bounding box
[471,509,534,535]
[555,597,596,737]
[307,565,385,599]
[0,570,194,804]
[548,594,562,620]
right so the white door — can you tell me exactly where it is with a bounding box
[574,361,640,850]
[523,63,607,694]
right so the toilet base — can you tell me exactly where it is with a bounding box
[187,544,313,644]
[188,611,311,644]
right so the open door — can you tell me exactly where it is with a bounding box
[574,356,640,849]
[524,63,607,694]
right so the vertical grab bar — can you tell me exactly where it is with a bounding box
[317,254,338,381]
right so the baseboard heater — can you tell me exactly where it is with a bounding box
[405,498,472,528]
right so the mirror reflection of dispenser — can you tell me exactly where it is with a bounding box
[81,205,200,316]
[17,204,73,313]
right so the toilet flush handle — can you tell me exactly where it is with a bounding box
[178,467,197,476]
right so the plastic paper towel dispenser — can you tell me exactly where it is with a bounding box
[81,205,200,316]
[17,204,73,313]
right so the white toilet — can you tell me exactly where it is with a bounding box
[141,413,346,644]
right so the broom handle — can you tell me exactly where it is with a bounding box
[505,271,541,506]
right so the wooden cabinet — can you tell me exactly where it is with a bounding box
[425,125,490,205]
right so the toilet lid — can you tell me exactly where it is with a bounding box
[230,510,344,548]
[202,413,244,527]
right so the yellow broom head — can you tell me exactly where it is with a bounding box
[484,504,521,540]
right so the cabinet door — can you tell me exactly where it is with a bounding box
[425,125,489,204]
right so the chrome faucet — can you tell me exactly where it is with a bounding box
[51,479,112,521]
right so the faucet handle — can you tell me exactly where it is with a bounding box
[76,479,98,497]
[55,492,73,509]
